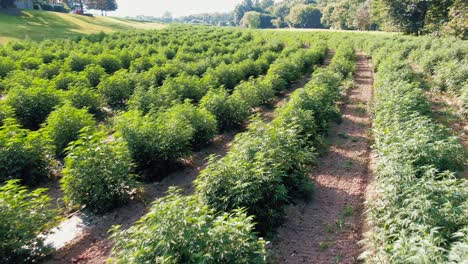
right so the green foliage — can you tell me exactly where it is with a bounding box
[110,189,266,264]
[0,56,17,78]
[164,102,218,148]
[63,84,103,115]
[286,4,324,28]
[6,86,63,130]
[98,54,122,74]
[61,129,136,213]
[0,119,53,185]
[97,70,134,108]
[81,64,107,87]
[200,88,249,130]
[116,110,193,169]
[0,180,59,263]
[241,11,262,29]
[42,104,95,156]
[66,54,93,72]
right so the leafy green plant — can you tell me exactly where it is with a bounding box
[0,119,54,185]
[116,110,193,170]
[164,102,218,148]
[6,86,63,130]
[110,189,266,264]
[0,57,17,78]
[97,70,134,108]
[61,129,136,213]
[42,103,95,156]
[98,54,122,74]
[0,180,59,263]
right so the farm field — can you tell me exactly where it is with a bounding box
[0,24,466,264]
[0,10,164,44]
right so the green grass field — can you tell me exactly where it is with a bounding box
[0,10,165,44]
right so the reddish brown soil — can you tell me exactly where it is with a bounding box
[273,52,373,264]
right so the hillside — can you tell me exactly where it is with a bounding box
[0,10,165,44]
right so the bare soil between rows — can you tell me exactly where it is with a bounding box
[273,52,374,264]
[43,52,334,264]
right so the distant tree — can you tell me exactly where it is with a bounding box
[162,11,173,23]
[259,0,274,10]
[286,4,323,28]
[0,0,15,8]
[240,11,261,28]
[376,0,430,35]
[233,0,256,25]
[320,0,371,30]
[444,0,467,39]
[86,0,117,15]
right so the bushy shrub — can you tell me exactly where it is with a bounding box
[43,104,95,156]
[230,78,275,108]
[150,73,207,110]
[0,102,14,127]
[53,71,89,90]
[0,119,53,185]
[165,102,217,147]
[19,57,42,70]
[0,180,58,263]
[110,189,266,264]
[64,85,103,115]
[200,88,249,130]
[116,110,193,169]
[38,61,62,79]
[81,64,107,87]
[6,86,63,130]
[129,56,153,73]
[97,70,134,108]
[0,57,17,78]
[61,129,136,213]
[66,54,93,72]
[195,120,315,233]
[202,63,243,90]
[98,54,122,74]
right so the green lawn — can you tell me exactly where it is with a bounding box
[0,10,165,44]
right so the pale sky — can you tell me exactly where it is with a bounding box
[110,0,245,18]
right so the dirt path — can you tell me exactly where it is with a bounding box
[273,52,373,264]
[44,53,335,264]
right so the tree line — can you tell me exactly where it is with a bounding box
[174,0,466,39]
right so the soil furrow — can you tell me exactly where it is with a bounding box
[274,52,373,264]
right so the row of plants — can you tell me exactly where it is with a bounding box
[0,31,327,263]
[362,51,467,263]
[107,43,356,263]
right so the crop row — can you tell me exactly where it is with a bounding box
[362,51,466,263]
[108,43,356,263]
[0,30,328,262]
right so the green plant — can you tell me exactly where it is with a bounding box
[200,88,249,130]
[97,70,134,108]
[66,53,93,72]
[110,189,267,264]
[116,110,193,170]
[0,119,53,185]
[42,103,95,156]
[98,54,122,74]
[81,64,107,87]
[164,102,218,147]
[0,180,59,263]
[61,129,136,213]
[0,57,17,78]
[6,86,63,130]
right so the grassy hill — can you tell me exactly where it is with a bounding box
[0,10,165,44]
